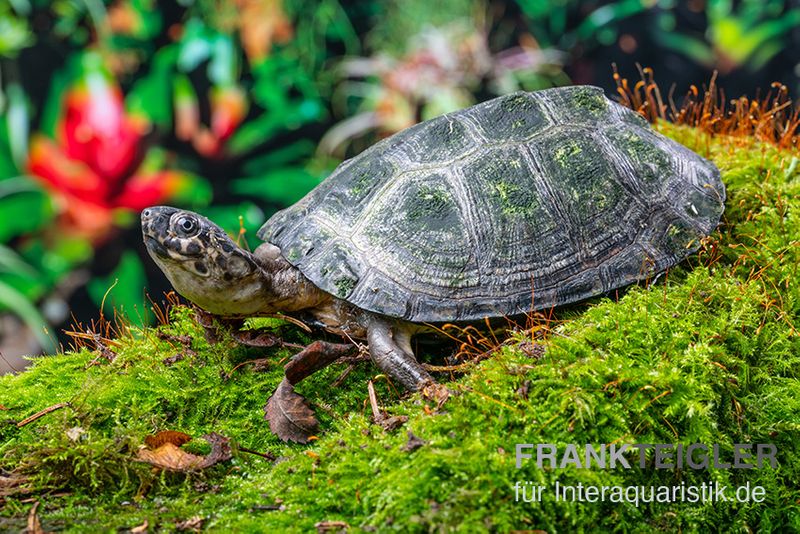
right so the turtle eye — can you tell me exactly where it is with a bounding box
[175,216,198,237]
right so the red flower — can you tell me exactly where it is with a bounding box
[27,53,191,242]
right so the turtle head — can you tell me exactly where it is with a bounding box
[141,206,268,316]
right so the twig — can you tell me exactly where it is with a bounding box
[16,403,70,428]
[238,447,276,461]
[330,364,354,388]
[422,361,475,372]
[266,314,312,333]
[367,380,381,421]
[27,501,43,534]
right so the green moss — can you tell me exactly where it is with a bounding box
[349,167,374,198]
[406,183,455,225]
[554,141,582,167]
[665,220,701,253]
[334,276,357,297]
[1,125,799,532]
[568,86,608,117]
[500,93,535,113]
[493,179,540,219]
[608,129,671,184]
[550,136,623,216]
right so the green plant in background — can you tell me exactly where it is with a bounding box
[0,2,33,58]
[516,0,800,76]
[29,51,207,242]
[654,0,800,73]
[515,0,652,52]
[0,0,359,356]
[162,0,359,247]
[0,32,67,351]
[321,0,566,156]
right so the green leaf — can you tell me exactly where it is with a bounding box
[87,251,148,326]
[0,9,33,58]
[0,113,19,179]
[177,19,214,73]
[654,32,715,66]
[127,46,178,128]
[5,83,29,169]
[168,172,213,207]
[0,279,55,352]
[241,139,316,175]
[231,167,321,207]
[198,202,265,249]
[0,178,54,242]
[0,243,36,276]
[227,101,324,155]
[17,235,92,285]
[8,0,31,16]
[208,34,237,86]
[40,56,80,137]
[573,0,649,42]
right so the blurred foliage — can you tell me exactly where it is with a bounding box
[654,0,800,73]
[0,3,33,58]
[516,0,800,74]
[321,2,567,155]
[0,0,357,344]
[516,0,650,49]
[0,0,797,359]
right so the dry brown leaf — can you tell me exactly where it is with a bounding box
[315,520,349,533]
[26,501,45,534]
[162,352,186,366]
[400,430,427,452]
[137,432,231,472]
[130,520,149,533]
[231,329,281,348]
[138,443,205,472]
[175,515,204,532]
[264,378,319,443]
[144,430,192,449]
[236,0,293,63]
[378,415,408,432]
[199,433,233,467]
[421,383,451,408]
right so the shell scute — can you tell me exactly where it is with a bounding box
[468,92,551,142]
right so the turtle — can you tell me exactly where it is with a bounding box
[142,85,725,439]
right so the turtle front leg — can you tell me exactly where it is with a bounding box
[366,315,434,391]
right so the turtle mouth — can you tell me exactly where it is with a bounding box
[144,235,170,259]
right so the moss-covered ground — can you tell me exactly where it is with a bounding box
[1,124,799,532]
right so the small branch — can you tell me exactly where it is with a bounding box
[367,380,381,422]
[27,500,43,534]
[16,403,70,428]
[238,447,276,461]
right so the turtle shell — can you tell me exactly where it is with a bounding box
[258,86,725,322]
